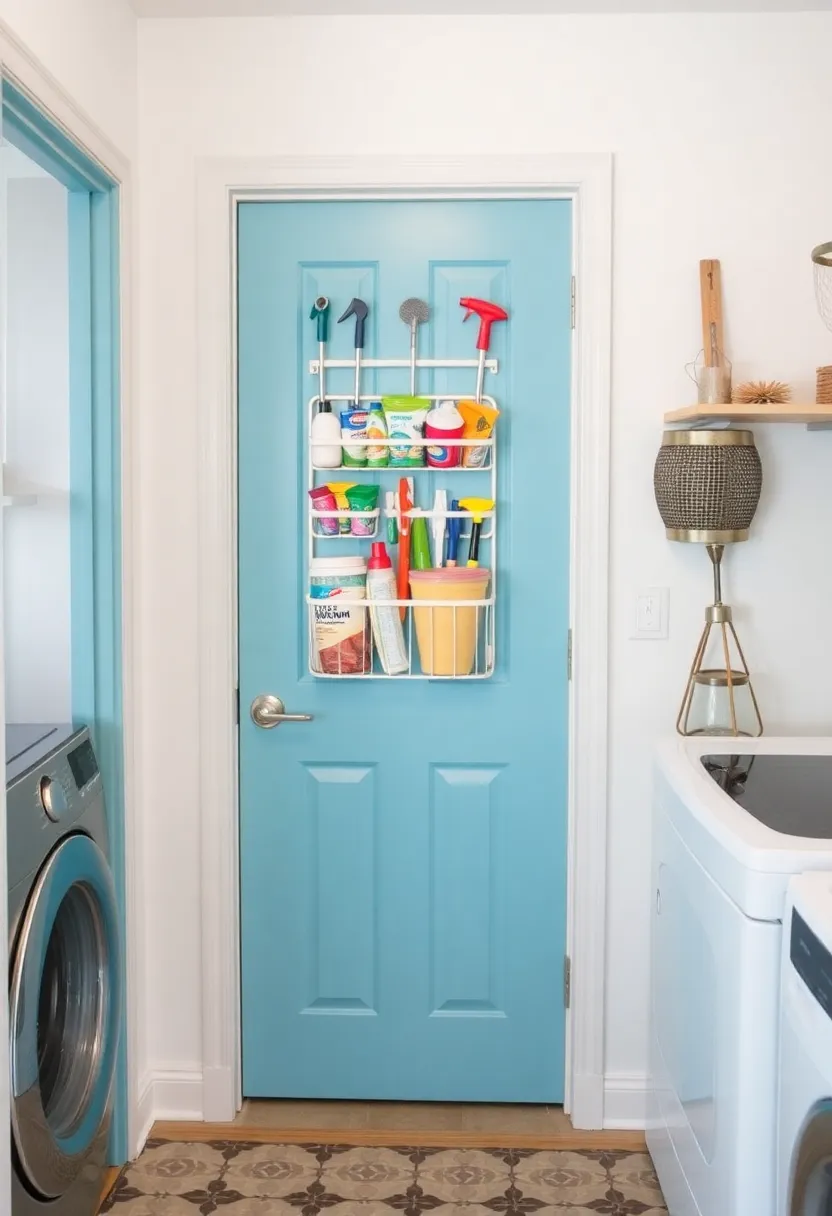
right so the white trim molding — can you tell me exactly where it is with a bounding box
[0,18,142,1159]
[136,1073,156,1153]
[138,1068,205,1141]
[603,1072,650,1131]
[196,153,613,1129]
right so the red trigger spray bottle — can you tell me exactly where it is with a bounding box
[457,297,507,469]
[459,296,509,403]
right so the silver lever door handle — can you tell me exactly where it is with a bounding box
[250,694,313,729]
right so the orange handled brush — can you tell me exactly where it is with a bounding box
[397,478,412,620]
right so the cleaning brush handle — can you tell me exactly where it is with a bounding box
[397,479,412,619]
[446,499,462,566]
[467,520,483,568]
[409,320,417,395]
[338,298,369,350]
[310,296,330,342]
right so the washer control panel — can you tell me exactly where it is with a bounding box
[36,738,100,822]
[6,727,105,887]
[791,909,832,1021]
[67,737,99,790]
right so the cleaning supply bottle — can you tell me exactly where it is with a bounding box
[366,542,408,675]
[366,402,389,468]
[410,517,432,570]
[311,401,342,469]
[425,399,465,468]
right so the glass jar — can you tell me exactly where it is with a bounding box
[685,669,761,737]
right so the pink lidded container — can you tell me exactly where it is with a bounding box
[424,400,465,469]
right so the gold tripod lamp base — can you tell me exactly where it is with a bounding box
[677,545,763,738]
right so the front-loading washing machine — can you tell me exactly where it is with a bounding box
[778,871,832,1216]
[7,724,121,1216]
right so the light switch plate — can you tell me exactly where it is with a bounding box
[632,587,669,640]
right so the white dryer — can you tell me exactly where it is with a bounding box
[778,872,832,1216]
[649,738,832,1216]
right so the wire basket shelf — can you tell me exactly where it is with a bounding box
[307,596,495,680]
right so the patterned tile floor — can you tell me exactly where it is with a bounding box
[101,1139,666,1215]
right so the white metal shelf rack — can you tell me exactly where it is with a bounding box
[305,356,499,679]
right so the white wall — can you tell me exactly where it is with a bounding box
[137,11,832,1123]
[0,0,137,159]
[4,171,72,724]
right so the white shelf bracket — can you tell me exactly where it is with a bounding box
[308,357,498,376]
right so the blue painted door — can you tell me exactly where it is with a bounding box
[238,199,572,1102]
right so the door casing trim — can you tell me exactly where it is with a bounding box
[196,154,612,1129]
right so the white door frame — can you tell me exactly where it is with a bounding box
[195,153,612,1129]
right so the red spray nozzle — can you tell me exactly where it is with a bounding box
[459,297,509,352]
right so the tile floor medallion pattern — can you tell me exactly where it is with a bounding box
[100,1140,666,1215]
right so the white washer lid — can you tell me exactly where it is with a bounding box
[656,735,832,920]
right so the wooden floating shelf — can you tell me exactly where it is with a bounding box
[664,403,832,426]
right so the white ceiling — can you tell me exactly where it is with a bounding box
[128,0,832,16]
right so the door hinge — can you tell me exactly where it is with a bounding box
[571,276,576,329]
[563,956,572,1009]
[567,628,573,682]
[235,685,240,725]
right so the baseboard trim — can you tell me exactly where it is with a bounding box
[603,1072,649,1130]
[201,1065,238,1122]
[152,1068,204,1120]
[135,1073,156,1156]
[135,1068,204,1153]
[569,1070,605,1130]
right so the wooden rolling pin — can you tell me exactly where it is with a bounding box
[699,259,724,368]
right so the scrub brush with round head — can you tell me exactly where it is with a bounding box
[399,298,429,396]
[732,380,792,405]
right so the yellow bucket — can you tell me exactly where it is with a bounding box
[409,568,491,676]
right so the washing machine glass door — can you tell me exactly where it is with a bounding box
[789,1103,832,1215]
[9,832,121,1199]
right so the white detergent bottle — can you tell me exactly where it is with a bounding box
[311,401,343,469]
[367,542,409,675]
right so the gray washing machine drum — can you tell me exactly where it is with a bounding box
[10,832,121,1199]
[790,1102,832,1215]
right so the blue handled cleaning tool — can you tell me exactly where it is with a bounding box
[446,499,462,567]
[431,490,447,568]
[338,297,369,406]
[309,296,330,404]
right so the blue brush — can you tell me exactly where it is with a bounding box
[446,499,462,567]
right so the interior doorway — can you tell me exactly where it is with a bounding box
[194,153,612,1130]
[1,75,127,1163]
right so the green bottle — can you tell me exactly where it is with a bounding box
[366,402,389,468]
[411,517,432,571]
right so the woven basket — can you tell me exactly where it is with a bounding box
[817,365,832,406]
[654,430,762,543]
